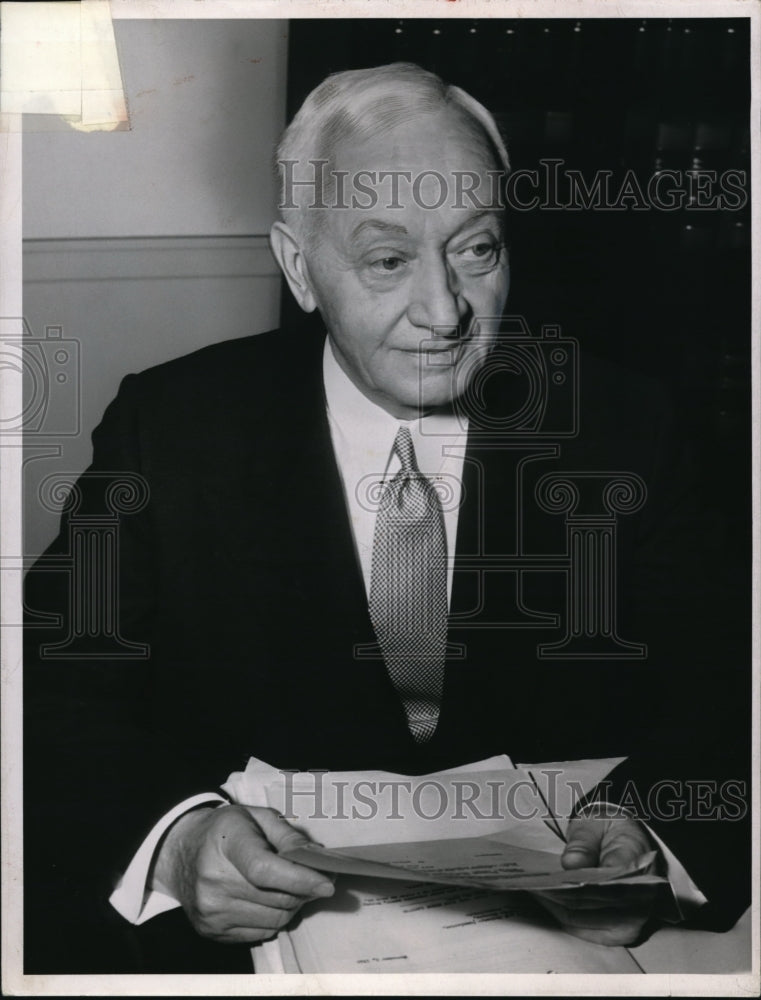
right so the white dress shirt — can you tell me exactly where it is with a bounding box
[109,336,705,926]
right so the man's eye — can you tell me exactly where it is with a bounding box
[370,256,406,273]
[452,241,504,274]
[460,242,499,261]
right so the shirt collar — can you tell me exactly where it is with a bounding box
[323,337,400,439]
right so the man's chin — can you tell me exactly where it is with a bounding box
[420,362,485,407]
[411,381,461,415]
[376,364,480,417]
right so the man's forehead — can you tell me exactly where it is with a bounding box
[341,124,494,168]
[323,110,504,218]
[287,108,507,246]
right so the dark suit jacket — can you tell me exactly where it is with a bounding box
[23,328,750,973]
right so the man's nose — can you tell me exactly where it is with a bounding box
[407,255,465,335]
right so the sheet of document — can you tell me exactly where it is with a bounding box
[231,753,661,893]
[283,838,660,892]
[283,876,642,974]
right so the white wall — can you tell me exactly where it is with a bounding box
[23,18,289,238]
[22,19,289,556]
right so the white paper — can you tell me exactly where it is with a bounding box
[227,754,659,974]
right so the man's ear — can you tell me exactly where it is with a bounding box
[269,221,318,313]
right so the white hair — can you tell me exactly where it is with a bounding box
[274,62,510,243]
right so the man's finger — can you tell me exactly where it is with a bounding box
[192,897,297,942]
[226,883,310,911]
[209,923,290,945]
[228,828,334,898]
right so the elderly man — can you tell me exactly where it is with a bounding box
[24,63,749,974]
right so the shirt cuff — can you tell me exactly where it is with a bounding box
[109,793,227,925]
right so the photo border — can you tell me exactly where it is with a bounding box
[1,1,758,995]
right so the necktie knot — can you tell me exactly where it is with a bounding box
[383,427,433,521]
[393,426,418,475]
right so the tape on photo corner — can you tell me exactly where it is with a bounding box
[0,0,128,132]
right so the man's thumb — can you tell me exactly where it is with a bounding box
[249,806,311,853]
[560,816,603,869]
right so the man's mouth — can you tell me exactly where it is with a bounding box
[398,345,465,365]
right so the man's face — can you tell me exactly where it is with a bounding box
[300,110,510,418]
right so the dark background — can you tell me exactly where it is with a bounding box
[282,17,751,588]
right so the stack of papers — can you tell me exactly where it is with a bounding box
[223,754,662,973]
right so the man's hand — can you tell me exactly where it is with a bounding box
[532,811,661,947]
[151,804,335,944]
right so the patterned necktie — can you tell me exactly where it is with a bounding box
[369,426,448,743]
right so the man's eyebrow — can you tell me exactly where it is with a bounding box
[349,219,409,242]
[451,209,503,232]
[445,210,505,245]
